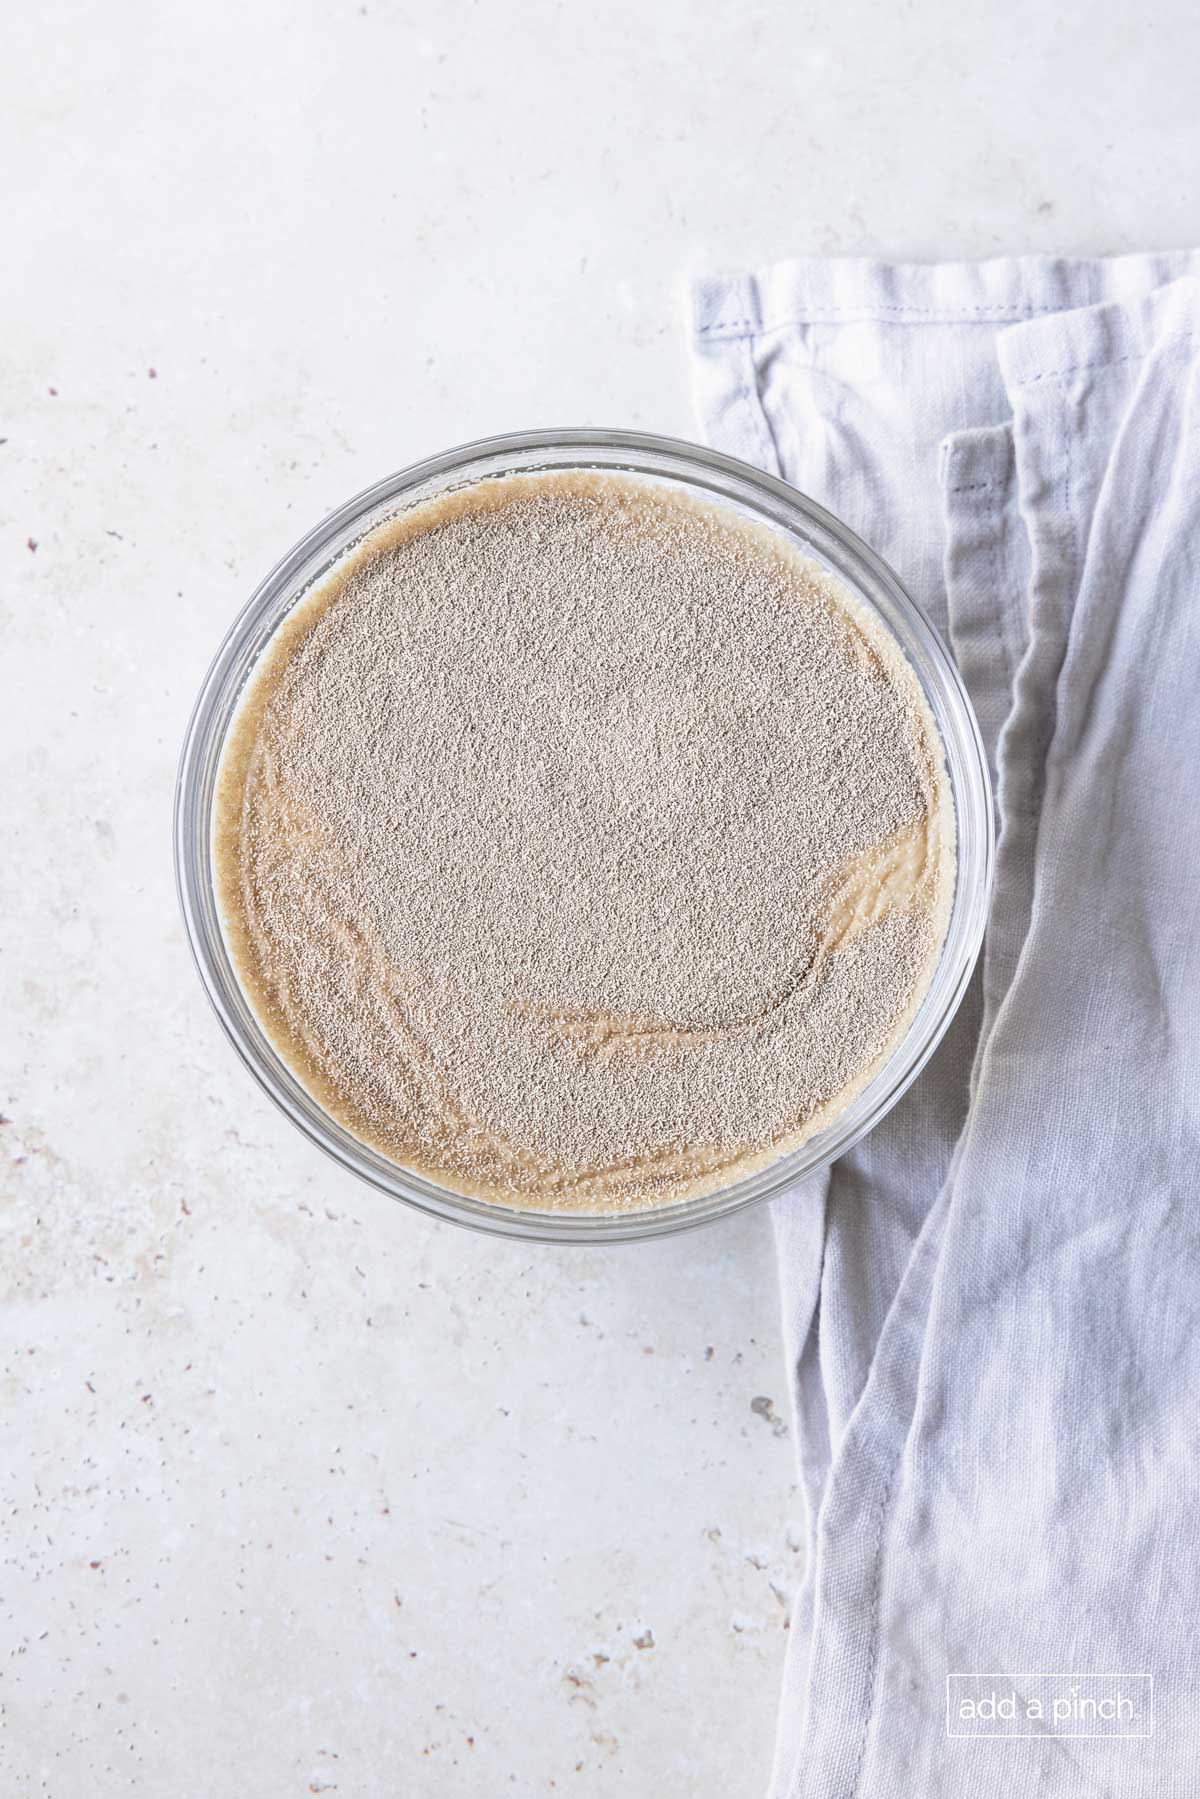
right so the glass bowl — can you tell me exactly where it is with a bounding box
[175,429,993,1244]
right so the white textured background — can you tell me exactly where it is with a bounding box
[4,1,1196,1793]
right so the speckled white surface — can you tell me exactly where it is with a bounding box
[3,0,1196,1792]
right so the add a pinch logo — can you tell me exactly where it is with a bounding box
[946,1674,1153,1739]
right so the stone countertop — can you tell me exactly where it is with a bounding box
[3,1,1195,1792]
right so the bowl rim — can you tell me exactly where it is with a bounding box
[174,426,994,1244]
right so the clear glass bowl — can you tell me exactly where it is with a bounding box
[175,429,993,1244]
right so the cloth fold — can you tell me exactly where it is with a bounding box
[690,254,1200,1797]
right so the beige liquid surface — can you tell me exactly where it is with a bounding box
[215,472,952,1213]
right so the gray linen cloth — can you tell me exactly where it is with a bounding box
[691,254,1200,1797]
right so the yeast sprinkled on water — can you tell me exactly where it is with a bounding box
[214,471,950,1212]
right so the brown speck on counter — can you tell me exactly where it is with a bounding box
[148,367,157,378]
[750,1395,788,1438]
[704,1345,714,1361]
[48,386,57,396]
[632,1629,655,1650]
[27,537,36,552]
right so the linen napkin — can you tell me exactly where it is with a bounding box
[690,254,1200,1796]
